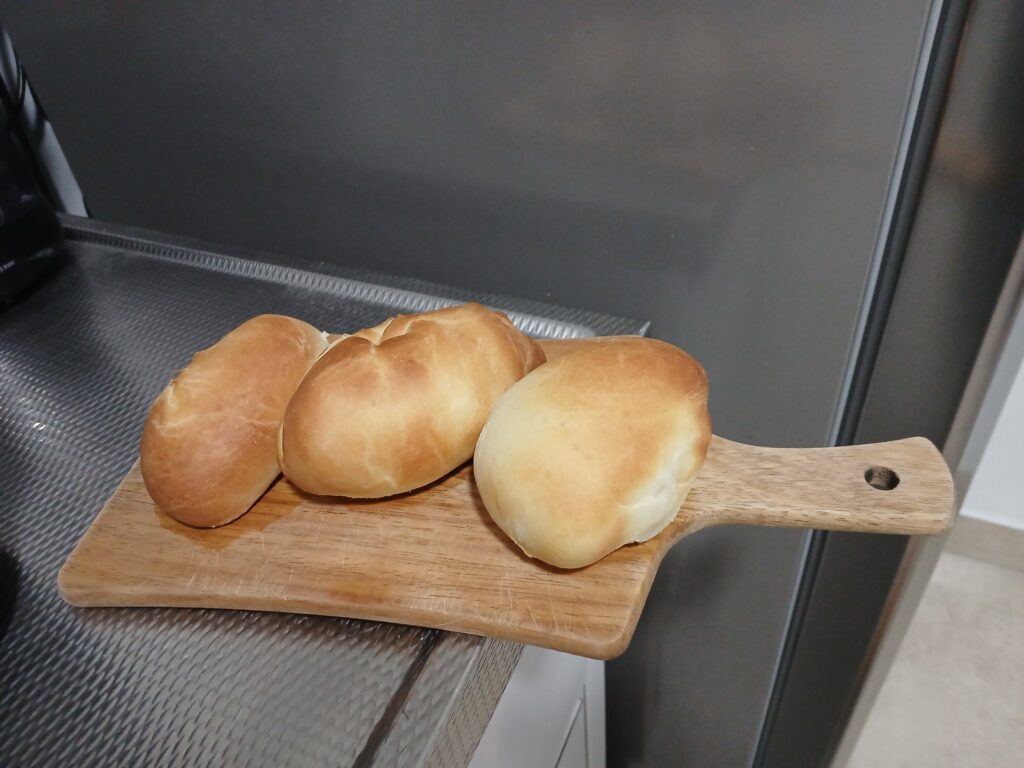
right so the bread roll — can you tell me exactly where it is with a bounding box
[279,302,545,497]
[473,337,711,569]
[140,314,327,527]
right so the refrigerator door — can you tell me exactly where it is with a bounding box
[761,0,1024,763]
[0,2,957,764]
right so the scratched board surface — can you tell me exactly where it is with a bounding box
[58,337,665,660]
[58,457,659,660]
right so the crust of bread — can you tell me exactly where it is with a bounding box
[279,303,545,497]
[140,314,327,527]
[473,336,711,568]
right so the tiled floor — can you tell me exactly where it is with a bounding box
[847,518,1024,768]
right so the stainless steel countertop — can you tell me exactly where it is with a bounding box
[0,216,645,767]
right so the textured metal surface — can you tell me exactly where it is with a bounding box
[0,217,642,766]
[369,636,523,768]
[374,634,489,768]
[425,640,524,768]
[59,216,645,342]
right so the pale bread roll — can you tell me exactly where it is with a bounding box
[473,337,711,569]
[279,302,545,497]
[140,314,327,527]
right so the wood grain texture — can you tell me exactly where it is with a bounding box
[59,435,953,659]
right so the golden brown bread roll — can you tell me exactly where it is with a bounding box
[473,337,711,568]
[278,302,545,497]
[140,314,327,527]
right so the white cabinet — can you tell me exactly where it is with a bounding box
[470,647,605,768]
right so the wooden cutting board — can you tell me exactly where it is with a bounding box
[59,417,953,659]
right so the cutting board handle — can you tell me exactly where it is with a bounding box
[690,436,955,535]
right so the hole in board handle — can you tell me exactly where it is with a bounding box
[865,466,900,491]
